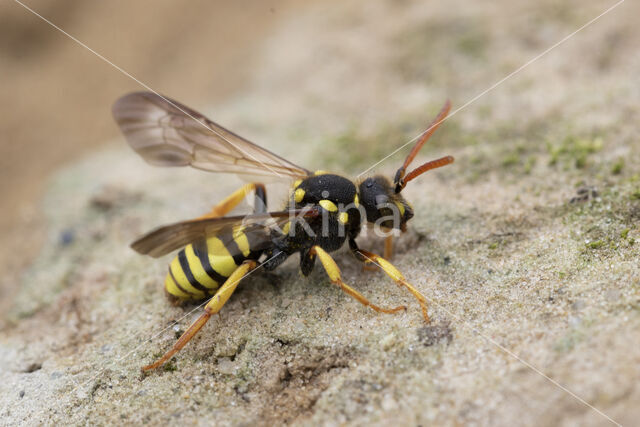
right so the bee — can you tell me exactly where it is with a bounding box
[112,92,453,371]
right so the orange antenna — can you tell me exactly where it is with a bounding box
[394,100,452,193]
[397,156,454,192]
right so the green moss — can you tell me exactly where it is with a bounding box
[501,154,519,168]
[318,106,470,172]
[611,158,624,174]
[586,240,604,249]
[498,150,537,174]
[547,135,603,169]
[318,125,385,172]
[432,120,481,149]
[455,26,489,59]
[524,157,536,174]
[391,18,490,81]
[620,228,630,239]
[631,190,640,200]
[162,359,178,372]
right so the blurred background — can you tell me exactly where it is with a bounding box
[3,0,634,285]
[0,0,305,284]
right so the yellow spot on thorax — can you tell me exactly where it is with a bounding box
[354,193,360,207]
[319,199,338,212]
[294,188,305,203]
[313,170,330,175]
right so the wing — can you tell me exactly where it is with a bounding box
[131,208,319,258]
[112,92,311,181]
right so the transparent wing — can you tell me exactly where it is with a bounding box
[112,92,311,181]
[131,208,319,258]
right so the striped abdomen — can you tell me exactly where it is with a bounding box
[164,228,266,302]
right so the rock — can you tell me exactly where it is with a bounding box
[2,1,640,425]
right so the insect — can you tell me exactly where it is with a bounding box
[112,92,454,371]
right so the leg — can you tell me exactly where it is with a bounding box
[359,236,393,272]
[262,249,289,271]
[299,248,316,276]
[310,246,406,315]
[384,235,393,259]
[142,260,257,372]
[350,240,430,322]
[196,183,267,219]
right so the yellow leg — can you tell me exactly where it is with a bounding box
[142,260,257,372]
[311,246,406,316]
[362,236,393,272]
[357,249,430,323]
[196,183,265,219]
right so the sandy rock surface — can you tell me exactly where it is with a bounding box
[1,0,639,425]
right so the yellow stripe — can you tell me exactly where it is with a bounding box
[293,179,302,188]
[319,199,338,212]
[164,274,191,299]
[354,193,360,207]
[314,170,330,175]
[170,257,205,297]
[294,188,305,203]
[185,245,219,289]
[395,202,405,216]
[206,237,238,277]
[233,229,251,257]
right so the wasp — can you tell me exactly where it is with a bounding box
[112,92,453,371]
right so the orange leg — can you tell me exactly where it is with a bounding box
[384,235,394,259]
[311,246,406,315]
[142,260,257,372]
[356,249,430,323]
[196,183,266,219]
[363,263,378,272]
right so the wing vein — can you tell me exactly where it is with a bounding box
[112,92,311,182]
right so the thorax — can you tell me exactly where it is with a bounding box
[282,172,362,252]
[290,172,359,209]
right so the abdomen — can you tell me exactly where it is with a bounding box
[164,230,262,302]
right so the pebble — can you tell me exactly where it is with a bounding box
[217,358,236,375]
